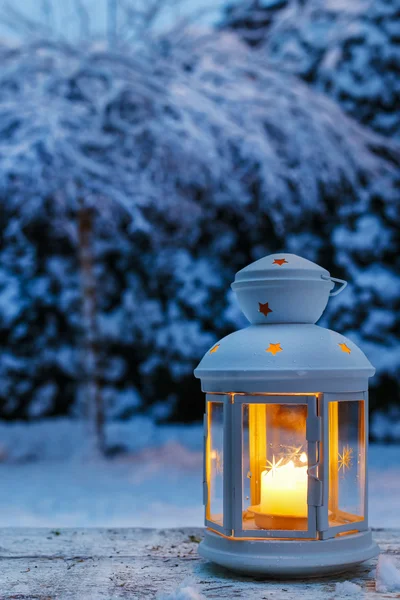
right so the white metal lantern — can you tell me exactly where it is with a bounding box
[194,253,379,577]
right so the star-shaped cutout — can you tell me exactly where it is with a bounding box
[259,302,272,317]
[338,343,351,354]
[266,342,282,356]
[210,344,220,354]
[273,258,288,266]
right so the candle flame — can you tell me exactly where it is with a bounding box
[265,455,284,476]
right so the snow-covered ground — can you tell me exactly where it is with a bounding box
[0,419,398,528]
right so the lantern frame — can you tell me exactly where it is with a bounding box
[204,391,369,542]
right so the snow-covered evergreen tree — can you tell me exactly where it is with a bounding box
[222,0,400,138]
[223,0,290,47]
[0,31,398,427]
[222,0,400,418]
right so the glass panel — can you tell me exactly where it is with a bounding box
[242,403,308,531]
[206,402,224,526]
[328,400,365,527]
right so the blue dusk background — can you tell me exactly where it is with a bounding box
[0,0,399,527]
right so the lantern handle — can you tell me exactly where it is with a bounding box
[322,275,347,297]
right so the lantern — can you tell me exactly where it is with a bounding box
[194,254,379,577]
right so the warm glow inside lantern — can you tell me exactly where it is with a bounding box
[195,254,379,577]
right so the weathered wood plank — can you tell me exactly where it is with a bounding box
[0,528,398,600]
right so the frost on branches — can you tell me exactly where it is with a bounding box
[0,32,398,425]
[222,0,400,138]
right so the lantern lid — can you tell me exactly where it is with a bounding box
[233,253,330,284]
[231,253,347,325]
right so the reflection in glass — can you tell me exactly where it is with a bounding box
[207,402,224,526]
[329,401,365,527]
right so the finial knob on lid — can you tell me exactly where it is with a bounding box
[231,253,347,325]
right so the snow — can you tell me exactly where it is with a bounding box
[375,555,400,593]
[0,419,398,528]
[0,417,203,462]
[223,0,400,136]
[334,581,362,596]
[158,581,205,600]
[371,410,400,443]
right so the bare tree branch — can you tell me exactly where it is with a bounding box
[107,0,117,48]
[0,0,73,42]
[0,1,51,36]
[41,0,54,30]
[73,0,91,41]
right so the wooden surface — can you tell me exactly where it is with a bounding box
[0,528,398,599]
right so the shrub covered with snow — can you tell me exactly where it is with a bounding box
[0,32,399,422]
[222,0,400,138]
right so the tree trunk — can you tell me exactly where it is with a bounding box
[77,200,105,455]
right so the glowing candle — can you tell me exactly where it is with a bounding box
[259,452,308,518]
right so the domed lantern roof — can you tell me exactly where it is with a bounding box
[195,253,375,393]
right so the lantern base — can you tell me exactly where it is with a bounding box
[199,529,379,578]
